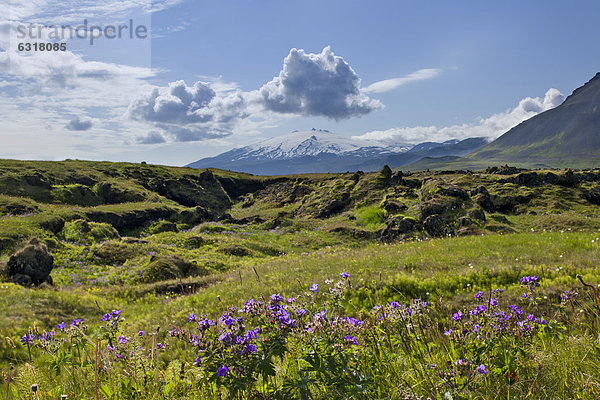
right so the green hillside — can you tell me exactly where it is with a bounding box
[1,159,600,398]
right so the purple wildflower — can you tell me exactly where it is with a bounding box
[452,311,463,321]
[309,284,319,292]
[476,364,488,374]
[217,365,228,377]
[520,276,540,289]
[344,335,358,345]
[198,318,215,331]
[193,357,201,366]
[270,293,284,302]
[188,313,196,322]
[469,305,486,315]
[20,334,35,345]
[244,328,260,341]
[562,290,577,302]
[57,322,66,330]
[340,271,350,278]
[313,310,327,321]
[509,305,523,315]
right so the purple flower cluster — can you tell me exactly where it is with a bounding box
[520,275,540,290]
[100,310,122,322]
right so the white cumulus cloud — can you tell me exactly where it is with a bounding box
[129,46,385,143]
[259,46,382,120]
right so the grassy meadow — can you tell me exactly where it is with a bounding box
[1,160,600,398]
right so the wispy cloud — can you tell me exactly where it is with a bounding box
[363,68,442,94]
[8,0,184,24]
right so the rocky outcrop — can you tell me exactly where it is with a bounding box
[7,238,54,286]
[582,186,600,205]
[140,255,206,283]
[423,215,453,237]
[314,192,351,218]
[471,186,494,212]
[381,198,407,213]
[377,216,421,240]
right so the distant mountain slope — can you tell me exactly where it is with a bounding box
[470,72,600,165]
[186,129,487,175]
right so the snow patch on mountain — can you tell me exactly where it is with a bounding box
[229,129,409,161]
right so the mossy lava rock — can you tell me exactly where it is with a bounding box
[7,237,54,286]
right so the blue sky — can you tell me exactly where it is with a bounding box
[1,0,599,165]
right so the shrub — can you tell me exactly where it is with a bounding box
[355,205,386,227]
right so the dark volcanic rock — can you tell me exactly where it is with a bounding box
[457,216,474,227]
[471,186,494,212]
[377,216,421,240]
[382,199,407,213]
[7,238,54,286]
[151,221,178,233]
[315,192,350,218]
[468,208,486,222]
[438,184,469,200]
[582,186,600,205]
[329,226,377,239]
[485,166,526,175]
[423,215,453,237]
[490,192,533,214]
[38,215,66,234]
[179,206,216,225]
[85,206,178,232]
[95,182,145,204]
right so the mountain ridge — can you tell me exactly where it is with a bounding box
[186,129,487,175]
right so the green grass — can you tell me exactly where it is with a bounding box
[2,160,600,398]
[2,232,600,398]
[354,205,386,228]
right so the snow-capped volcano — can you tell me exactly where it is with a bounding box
[224,129,406,161]
[186,129,487,175]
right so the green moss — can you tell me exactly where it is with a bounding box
[60,219,120,244]
[355,205,386,227]
[51,184,101,206]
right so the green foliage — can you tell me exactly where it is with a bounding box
[60,219,120,244]
[355,205,386,227]
[51,184,101,206]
